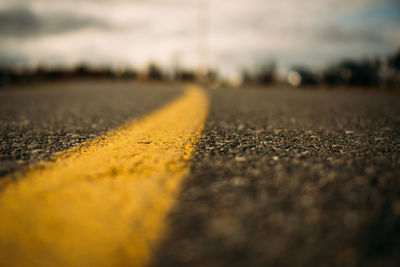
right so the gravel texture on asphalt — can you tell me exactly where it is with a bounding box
[1,83,400,266]
[0,81,182,176]
[153,88,400,267]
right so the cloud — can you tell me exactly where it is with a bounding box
[0,6,110,37]
[315,25,390,45]
[0,0,398,75]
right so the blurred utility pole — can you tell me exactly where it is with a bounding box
[197,0,209,78]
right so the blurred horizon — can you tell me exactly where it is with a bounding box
[0,0,399,78]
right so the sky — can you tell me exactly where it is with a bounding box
[0,0,399,76]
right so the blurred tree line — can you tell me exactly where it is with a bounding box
[1,49,399,89]
[0,61,218,88]
[287,49,400,88]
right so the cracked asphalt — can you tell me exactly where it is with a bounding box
[1,82,400,266]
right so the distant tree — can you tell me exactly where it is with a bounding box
[74,64,90,78]
[389,49,400,70]
[180,70,196,81]
[121,69,138,80]
[339,60,379,87]
[147,63,163,80]
[288,66,317,87]
[256,62,276,84]
[323,67,341,86]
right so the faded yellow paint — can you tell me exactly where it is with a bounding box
[0,85,208,267]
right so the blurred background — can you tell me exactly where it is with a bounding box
[0,0,399,88]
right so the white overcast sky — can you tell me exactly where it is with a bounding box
[0,0,399,76]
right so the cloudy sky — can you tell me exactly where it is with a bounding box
[0,0,399,76]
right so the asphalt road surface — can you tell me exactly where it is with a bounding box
[1,81,400,267]
[0,81,181,176]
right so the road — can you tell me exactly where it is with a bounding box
[0,81,181,176]
[1,81,399,267]
[153,87,400,267]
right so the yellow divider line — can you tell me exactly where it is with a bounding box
[0,84,209,267]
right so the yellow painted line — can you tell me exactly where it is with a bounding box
[0,84,209,267]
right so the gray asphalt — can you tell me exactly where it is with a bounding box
[152,87,400,267]
[0,81,182,176]
[1,82,400,266]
